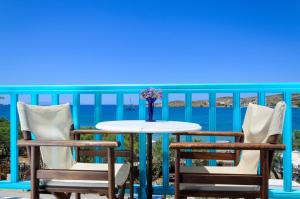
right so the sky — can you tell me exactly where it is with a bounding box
[0,0,299,86]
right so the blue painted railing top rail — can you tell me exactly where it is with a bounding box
[0,83,299,198]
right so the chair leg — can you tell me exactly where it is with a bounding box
[30,146,40,199]
[75,193,81,199]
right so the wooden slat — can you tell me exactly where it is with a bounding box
[37,169,108,181]
[79,149,130,157]
[180,151,236,160]
[170,142,285,150]
[18,140,119,148]
[180,173,262,185]
[174,131,244,137]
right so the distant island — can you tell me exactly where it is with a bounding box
[155,94,300,107]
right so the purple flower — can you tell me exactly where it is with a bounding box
[140,88,162,101]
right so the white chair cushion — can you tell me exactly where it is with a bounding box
[17,102,74,169]
[180,165,255,175]
[180,183,260,192]
[181,179,300,192]
[41,163,130,187]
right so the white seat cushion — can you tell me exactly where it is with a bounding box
[41,163,130,188]
[180,183,260,192]
[180,165,254,175]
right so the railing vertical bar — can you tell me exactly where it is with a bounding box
[30,94,39,140]
[233,92,241,132]
[283,91,292,192]
[162,92,169,188]
[258,92,266,106]
[138,98,146,199]
[209,92,217,166]
[72,93,80,129]
[10,94,18,183]
[185,93,192,166]
[51,94,59,105]
[116,92,124,163]
[94,93,102,163]
[72,93,80,160]
[31,94,39,105]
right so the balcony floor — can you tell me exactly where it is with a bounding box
[0,190,106,199]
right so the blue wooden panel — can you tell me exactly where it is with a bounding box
[0,181,30,190]
[10,94,18,183]
[31,94,39,105]
[30,94,39,140]
[209,92,217,166]
[162,92,169,188]
[233,92,241,132]
[72,93,80,129]
[138,98,146,199]
[116,93,124,163]
[72,93,80,160]
[51,94,59,105]
[185,93,192,166]
[1,82,300,94]
[283,91,292,192]
[258,92,266,106]
[94,93,102,163]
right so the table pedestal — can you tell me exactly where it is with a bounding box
[146,133,153,199]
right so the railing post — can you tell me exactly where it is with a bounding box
[233,92,241,132]
[185,93,192,166]
[72,93,80,129]
[162,92,169,189]
[258,92,266,106]
[139,98,146,199]
[283,91,292,192]
[10,94,18,183]
[72,93,80,161]
[31,94,39,105]
[209,92,217,166]
[116,93,124,163]
[51,94,59,105]
[30,94,39,140]
[94,93,102,163]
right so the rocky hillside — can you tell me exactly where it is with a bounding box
[155,94,300,107]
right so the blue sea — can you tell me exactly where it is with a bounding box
[1,105,299,141]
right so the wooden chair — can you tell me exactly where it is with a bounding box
[17,102,134,199]
[170,102,286,199]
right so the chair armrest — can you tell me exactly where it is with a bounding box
[18,140,120,148]
[169,142,285,150]
[70,129,132,135]
[174,131,244,137]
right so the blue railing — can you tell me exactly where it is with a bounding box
[0,83,299,198]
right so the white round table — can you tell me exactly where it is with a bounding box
[96,120,201,198]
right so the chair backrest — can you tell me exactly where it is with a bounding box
[236,101,286,174]
[17,102,74,169]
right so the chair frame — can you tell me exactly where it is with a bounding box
[19,126,135,199]
[170,131,285,199]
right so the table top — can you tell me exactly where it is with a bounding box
[95,120,201,133]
